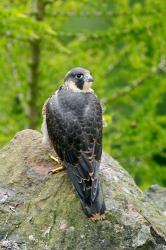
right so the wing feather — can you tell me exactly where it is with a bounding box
[46,89,102,203]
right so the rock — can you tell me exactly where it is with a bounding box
[0,240,21,250]
[0,129,166,250]
[145,185,166,216]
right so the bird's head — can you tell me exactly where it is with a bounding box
[64,67,94,92]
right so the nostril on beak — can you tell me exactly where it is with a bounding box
[85,75,94,83]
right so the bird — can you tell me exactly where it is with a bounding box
[42,67,106,221]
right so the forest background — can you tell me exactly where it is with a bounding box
[0,0,166,189]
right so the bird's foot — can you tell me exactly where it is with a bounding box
[48,166,65,174]
[49,154,61,164]
[49,154,65,174]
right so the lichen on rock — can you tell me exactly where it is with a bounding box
[0,129,166,250]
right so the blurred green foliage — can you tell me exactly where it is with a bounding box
[0,0,166,189]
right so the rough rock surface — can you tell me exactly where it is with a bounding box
[0,129,166,250]
[145,185,166,217]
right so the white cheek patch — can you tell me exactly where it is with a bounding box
[65,80,80,91]
[83,81,92,92]
[64,80,93,93]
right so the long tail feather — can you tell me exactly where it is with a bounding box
[65,161,106,219]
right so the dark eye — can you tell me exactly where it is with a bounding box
[75,74,83,79]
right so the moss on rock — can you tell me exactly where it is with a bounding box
[0,129,166,249]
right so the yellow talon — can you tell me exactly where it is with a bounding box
[49,154,60,164]
[49,154,65,174]
[48,166,65,174]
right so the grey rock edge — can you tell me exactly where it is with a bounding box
[145,185,166,216]
[0,129,165,250]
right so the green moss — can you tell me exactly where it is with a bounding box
[0,130,166,249]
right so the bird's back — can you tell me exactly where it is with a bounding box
[46,87,105,219]
[46,88,102,159]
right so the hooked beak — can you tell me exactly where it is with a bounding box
[84,74,94,83]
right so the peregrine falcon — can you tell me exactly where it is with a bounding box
[42,67,106,220]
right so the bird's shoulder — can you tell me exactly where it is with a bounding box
[45,86,102,123]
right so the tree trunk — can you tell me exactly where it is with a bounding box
[27,0,45,129]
